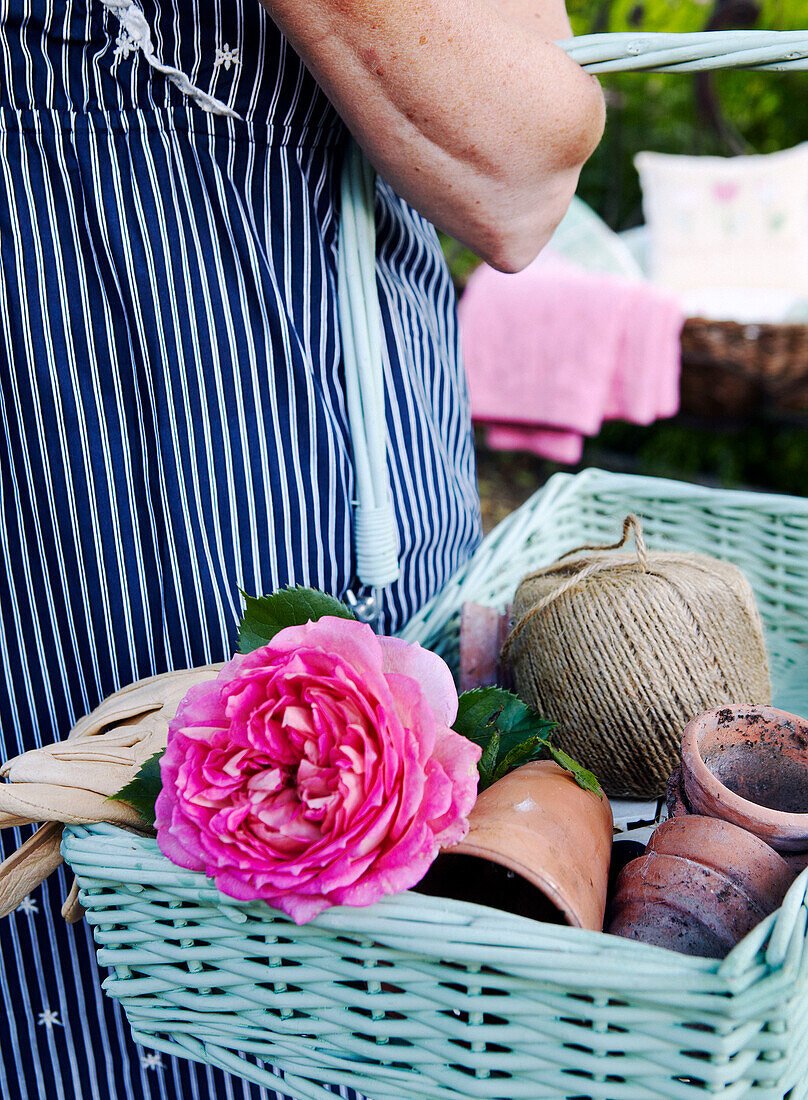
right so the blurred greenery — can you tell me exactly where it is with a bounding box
[475,417,808,533]
[451,0,808,504]
[569,0,808,229]
[586,419,808,494]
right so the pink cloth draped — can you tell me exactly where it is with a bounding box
[458,253,684,463]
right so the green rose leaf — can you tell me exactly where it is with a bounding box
[238,586,356,653]
[491,732,553,785]
[454,685,601,796]
[548,745,603,799]
[454,686,556,759]
[477,730,501,791]
[109,750,166,827]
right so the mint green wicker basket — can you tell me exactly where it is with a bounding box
[63,468,808,1100]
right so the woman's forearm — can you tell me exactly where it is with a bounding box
[261,0,604,271]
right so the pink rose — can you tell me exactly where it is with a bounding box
[155,616,480,923]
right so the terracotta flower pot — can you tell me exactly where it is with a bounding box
[668,760,808,876]
[680,705,808,854]
[458,602,511,692]
[607,815,794,958]
[665,764,689,820]
[417,760,613,931]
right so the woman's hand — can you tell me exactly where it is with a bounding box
[261,0,604,272]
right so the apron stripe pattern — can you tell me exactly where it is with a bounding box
[0,0,480,1095]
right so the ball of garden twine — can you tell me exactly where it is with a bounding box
[501,516,772,798]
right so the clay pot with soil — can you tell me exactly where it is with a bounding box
[607,814,795,958]
[675,705,808,872]
[417,760,613,931]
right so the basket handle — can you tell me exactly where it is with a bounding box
[559,29,808,73]
[338,141,400,621]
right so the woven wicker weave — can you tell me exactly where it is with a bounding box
[62,821,808,1100]
[680,317,808,415]
[63,468,808,1100]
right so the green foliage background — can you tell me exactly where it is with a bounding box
[569,0,808,229]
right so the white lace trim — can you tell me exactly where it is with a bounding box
[101,0,242,119]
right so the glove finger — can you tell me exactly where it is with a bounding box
[3,758,139,797]
[0,812,38,828]
[3,745,152,796]
[67,665,222,742]
[2,719,168,778]
[61,877,85,924]
[0,784,144,826]
[3,730,145,772]
[0,823,63,918]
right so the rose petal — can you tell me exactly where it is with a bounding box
[156,811,206,872]
[379,636,459,727]
[269,617,384,677]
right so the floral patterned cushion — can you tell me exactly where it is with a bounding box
[635,143,808,296]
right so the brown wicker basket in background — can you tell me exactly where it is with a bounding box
[679,317,808,416]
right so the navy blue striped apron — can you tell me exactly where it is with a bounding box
[0,0,482,1093]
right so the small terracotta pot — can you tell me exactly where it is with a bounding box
[458,603,512,692]
[667,760,808,876]
[607,815,795,958]
[681,705,808,853]
[665,764,689,820]
[418,761,613,931]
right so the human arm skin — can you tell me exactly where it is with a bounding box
[260,0,605,272]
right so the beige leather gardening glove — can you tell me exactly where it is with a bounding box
[0,664,222,920]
